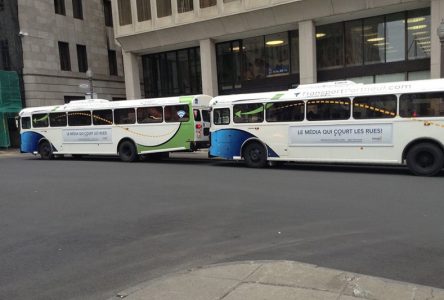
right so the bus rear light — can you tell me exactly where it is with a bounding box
[196,124,202,129]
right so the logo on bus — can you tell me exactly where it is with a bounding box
[177,110,186,118]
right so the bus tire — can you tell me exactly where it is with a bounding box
[243,142,268,168]
[118,140,138,162]
[406,143,444,176]
[39,141,54,160]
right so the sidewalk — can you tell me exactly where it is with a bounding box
[0,148,20,157]
[110,260,444,300]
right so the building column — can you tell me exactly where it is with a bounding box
[199,39,218,96]
[298,20,317,84]
[431,0,444,78]
[122,50,142,100]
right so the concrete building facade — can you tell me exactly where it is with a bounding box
[13,0,126,107]
[113,0,443,100]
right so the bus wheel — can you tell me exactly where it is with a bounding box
[118,141,138,162]
[39,141,54,160]
[406,143,444,176]
[243,142,268,168]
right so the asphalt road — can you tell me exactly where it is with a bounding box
[1,153,444,300]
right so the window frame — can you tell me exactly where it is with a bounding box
[54,0,66,15]
[213,108,230,125]
[233,103,265,124]
[58,41,71,71]
[164,104,190,123]
[265,100,305,123]
[21,117,31,129]
[93,109,113,125]
[68,111,92,126]
[72,0,83,19]
[76,44,88,73]
[353,95,397,119]
[306,98,351,121]
[49,112,67,127]
[137,106,163,124]
[32,114,49,128]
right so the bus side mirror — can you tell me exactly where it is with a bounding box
[15,116,20,129]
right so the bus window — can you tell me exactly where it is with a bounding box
[137,107,163,123]
[400,92,444,118]
[32,114,49,128]
[68,111,92,126]
[213,108,230,125]
[165,105,190,122]
[307,98,350,121]
[202,110,210,122]
[49,112,67,127]
[193,109,201,121]
[21,117,31,129]
[93,110,113,125]
[114,108,136,124]
[266,101,304,122]
[353,95,397,119]
[233,103,264,123]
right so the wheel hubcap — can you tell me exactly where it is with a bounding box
[416,151,434,168]
[250,148,261,162]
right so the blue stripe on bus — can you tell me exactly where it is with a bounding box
[209,129,279,159]
[21,131,44,153]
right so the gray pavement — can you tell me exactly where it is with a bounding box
[111,260,444,300]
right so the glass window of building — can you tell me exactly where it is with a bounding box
[316,23,344,69]
[265,32,290,77]
[54,0,66,15]
[177,0,193,13]
[76,44,88,73]
[137,0,151,22]
[386,13,405,62]
[108,50,118,76]
[157,0,172,18]
[407,9,431,59]
[142,47,202,98]
[0,40,10,70]
[363,16,385,64]
[118,0,132,25]
[58,41,71,71]
[104,0,113,27]
[290,31,299,74]
[243,36,265,80]
[345,20,363,66]
[72,0,83,19]
[216,41,242,92]
[200,0,216,8]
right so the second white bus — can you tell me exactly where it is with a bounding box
[209,79,444,176]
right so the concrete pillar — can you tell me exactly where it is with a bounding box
[122,50,142,100]
[431,0,444,78]
[298,20,317,84]
[199,39,218,96]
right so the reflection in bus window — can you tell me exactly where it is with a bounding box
[165,105,189,122]
[32,114,49,128]
[233,103,264,123]
[400,92,444,117]
[49,112,67,127]
[21,117,31,129]
[307,98,350,121]
[266,101,304,122]
[137,107,163,123]
[114,108,136,124]
[213,108,230,125]
[353,95,397,119]
[93,110,113,125]
[68,111,92,126]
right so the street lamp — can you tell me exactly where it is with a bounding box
[86,69,94,98]
[437,20,444,78]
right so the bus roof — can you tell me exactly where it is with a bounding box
[19,95,212,116]
[210,79,444,106]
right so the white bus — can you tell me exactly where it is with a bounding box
[19,95,211,162]
[209,79,444,176]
